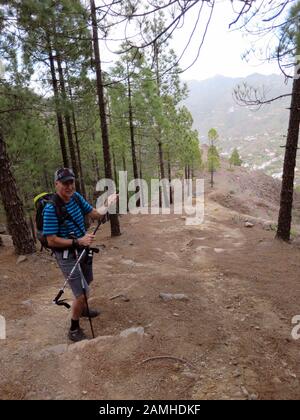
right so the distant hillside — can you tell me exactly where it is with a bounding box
[183,74,298,183]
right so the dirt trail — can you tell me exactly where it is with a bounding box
[1,190,300,400]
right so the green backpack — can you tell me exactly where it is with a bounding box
[33,192,85,249]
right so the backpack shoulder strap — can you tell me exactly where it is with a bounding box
[49,194,67,225]
[52,193,86,236]
[73,192,85,214]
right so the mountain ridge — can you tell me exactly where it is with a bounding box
[182,73,296,183]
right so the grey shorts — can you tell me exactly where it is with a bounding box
[54,249,93,298]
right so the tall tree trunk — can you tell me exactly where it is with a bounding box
[43,168,51,191]
[167,150,173,205]
[138,141,144,206]
[106,96,118,189]
[122,154,127,172]
[276,76,300,241]
[127,71,140,207]
[154,40,166,206]
[29,215,36,243]
[90,0,120,236]
[127,72,138,179]
[121,153,129,212]
[56,53,81,193]
[158,165,162,208]
[138,141,142,179]
[72,108,86,197]
[158,140,168,206]
[92,132,101,181]
[91,155,98,185]
[66,66,86,197]
[0,132,36,254]
[46,35,69,167]
[112,149,118,188]
[210,169,214,188]
[111,150,120,213]
[158,140,165,179]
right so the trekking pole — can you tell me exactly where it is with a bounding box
[52,248,89,309]
[53,220,103,311]
[79,220,103,339]
[76,247,95,338]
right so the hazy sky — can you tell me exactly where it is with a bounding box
[98,1,285,82]
[169,2,283,81]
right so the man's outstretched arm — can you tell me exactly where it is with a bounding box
[88,193,118,221]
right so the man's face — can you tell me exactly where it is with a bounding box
[55,179,75,201]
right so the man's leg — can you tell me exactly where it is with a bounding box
[55,250,90,341]
[72,294,86,321]
[79,259,100,318]
[68,294,89,341]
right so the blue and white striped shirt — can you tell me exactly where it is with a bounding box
[43,192,93,238]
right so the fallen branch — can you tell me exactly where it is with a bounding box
[109,293,130,302]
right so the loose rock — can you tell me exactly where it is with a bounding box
[17,255,27,264]
[120,327,145,338]
[245,222,254,228]
[159,293,189,302]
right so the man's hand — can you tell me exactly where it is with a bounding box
[96,193,119,216]
[106,193,118,208]
[78,233,95,247]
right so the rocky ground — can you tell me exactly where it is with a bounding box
[1,164,300,400]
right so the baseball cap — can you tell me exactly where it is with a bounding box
[54,168,75,183]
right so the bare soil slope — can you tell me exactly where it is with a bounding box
[1,167,300,400]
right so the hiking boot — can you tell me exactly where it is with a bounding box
[68,327,87,342]
[81,308,100,318]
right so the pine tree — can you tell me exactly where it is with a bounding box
[207,129,220,188]
[229,148,242,168]
[276,2,300,241]
[0,130,35,254]
[90,0,121,236]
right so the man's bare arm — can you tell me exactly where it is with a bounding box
[88,208,107,221]
[88,193,118,221]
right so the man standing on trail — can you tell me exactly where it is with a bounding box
[43,168,117,342]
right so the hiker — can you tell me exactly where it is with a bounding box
[42,167,117,342]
